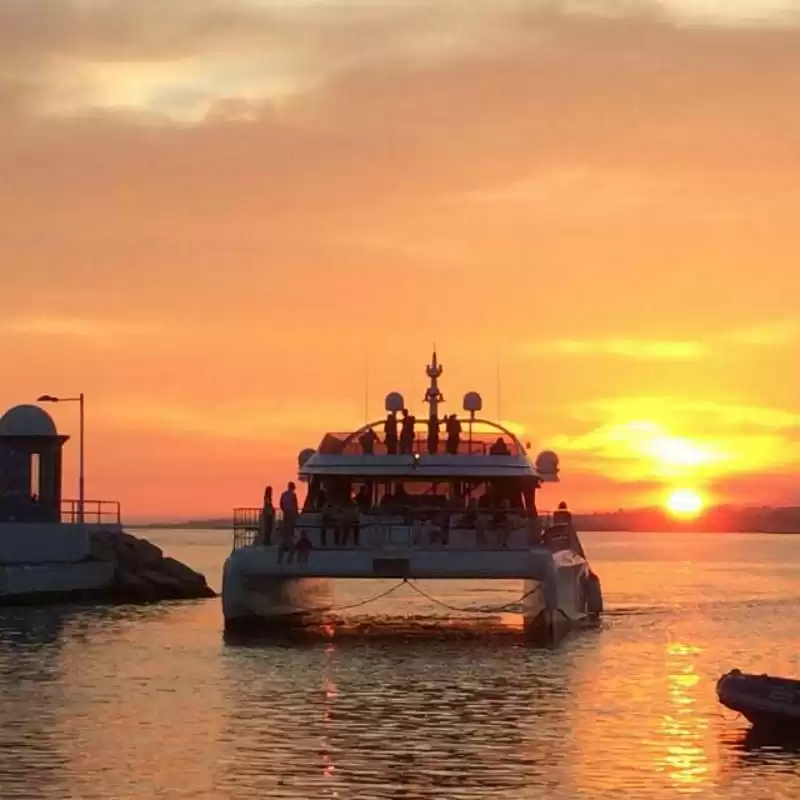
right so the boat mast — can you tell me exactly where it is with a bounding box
[423,347,444,420]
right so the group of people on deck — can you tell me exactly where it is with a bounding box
[358,412,510,457]
[257,482,313,564]
[256,479,577,559]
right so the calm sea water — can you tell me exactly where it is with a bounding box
[1,530,799,799]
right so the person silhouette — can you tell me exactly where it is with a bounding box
[384,412,399,455]
[400,409,416,454]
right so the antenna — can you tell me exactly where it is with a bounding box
[496,355,501,421]
[364,348,370,424]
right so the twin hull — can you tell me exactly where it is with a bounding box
[222,545,598,640]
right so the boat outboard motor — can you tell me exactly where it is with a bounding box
[586,571,603,616]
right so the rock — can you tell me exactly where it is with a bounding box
[138,569,186,598]
[160,557,206,587]
[88,529,217,603]
[113,532,163,568]
[113,569,159,603]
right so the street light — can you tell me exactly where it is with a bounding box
[37,393,85,525]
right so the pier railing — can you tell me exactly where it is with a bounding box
[61,499,122,526]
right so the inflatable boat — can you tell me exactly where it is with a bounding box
[717,669,800,732]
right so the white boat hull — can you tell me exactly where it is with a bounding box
[222,544,597,641]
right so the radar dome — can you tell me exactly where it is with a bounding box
[535,450,560,478]
[385,392,405,413]
[462,391,483,414]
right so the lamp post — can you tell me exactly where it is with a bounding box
[37,393,84,525]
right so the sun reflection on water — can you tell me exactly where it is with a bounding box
[321,642,338,786]
[657,642,711,791]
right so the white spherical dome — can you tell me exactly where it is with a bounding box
[385,392,405,413]
[462,391,483,413]
[535,450,560,476]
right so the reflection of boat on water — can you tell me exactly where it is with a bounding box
[222,351,603,641]
[717,669,800,734]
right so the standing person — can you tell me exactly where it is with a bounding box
[553,501,572,526]
[445,414,462,454]
[278,481,299,564]
[259,485,275,546]
[384,412,399,455]
[426,415,440,455]
[400,409,416,454]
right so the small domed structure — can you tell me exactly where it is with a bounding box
[298,448,315,469]
[385,392,405,413]
[463,391,483,415]
[0,404,58,438]
[0,403,68,524]
[535,450,560,479]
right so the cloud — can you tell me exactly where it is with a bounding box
[532,318,799,362]
[544,339,708,361]
[2,1,800,121]
[2,0,800,516]
[1,315,160,338]
[100,397,358,444]
[572,396,800,430]
[547,397,800,483]
[722,320,800,346]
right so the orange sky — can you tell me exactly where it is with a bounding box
[2,1,799,520]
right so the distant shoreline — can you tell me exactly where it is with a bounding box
[127,505,800,535]
[128,522,230,531]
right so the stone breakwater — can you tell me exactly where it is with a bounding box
[89,530,217,602]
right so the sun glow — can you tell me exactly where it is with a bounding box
[665,489,704,518]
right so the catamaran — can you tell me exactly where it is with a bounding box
[222,352,602,640]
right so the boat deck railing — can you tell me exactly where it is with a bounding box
[232,507,558,552]
[316,429,525,458]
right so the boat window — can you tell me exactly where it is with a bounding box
[301,476,536,515]
[304,477,377,511]
[376,480,451,509]
[461,478,527,512]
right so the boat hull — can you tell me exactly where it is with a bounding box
[222,545,600,642]
[717,670,800,733]
[522,554,599,642]
[222,551,332,633]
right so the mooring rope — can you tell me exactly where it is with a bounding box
[276,577,575,621]
[280,579,409,613]
[404,580,542,614]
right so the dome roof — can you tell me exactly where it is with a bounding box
[0,404,59,437]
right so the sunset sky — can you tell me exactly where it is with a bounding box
[2,1,799,520]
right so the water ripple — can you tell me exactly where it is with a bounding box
[0,530,798,799]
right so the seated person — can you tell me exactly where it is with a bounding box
[294,531,313,563]
[359,428,379,455]
[354,485,372,512]
[553,501,572,526]
[489,437,510,456]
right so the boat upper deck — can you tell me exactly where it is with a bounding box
[291,351,560,480]
[299,420,558,481]
[300,420,560,481]
[316,423,525,458]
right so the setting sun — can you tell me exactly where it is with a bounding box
[665,489,705,518]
